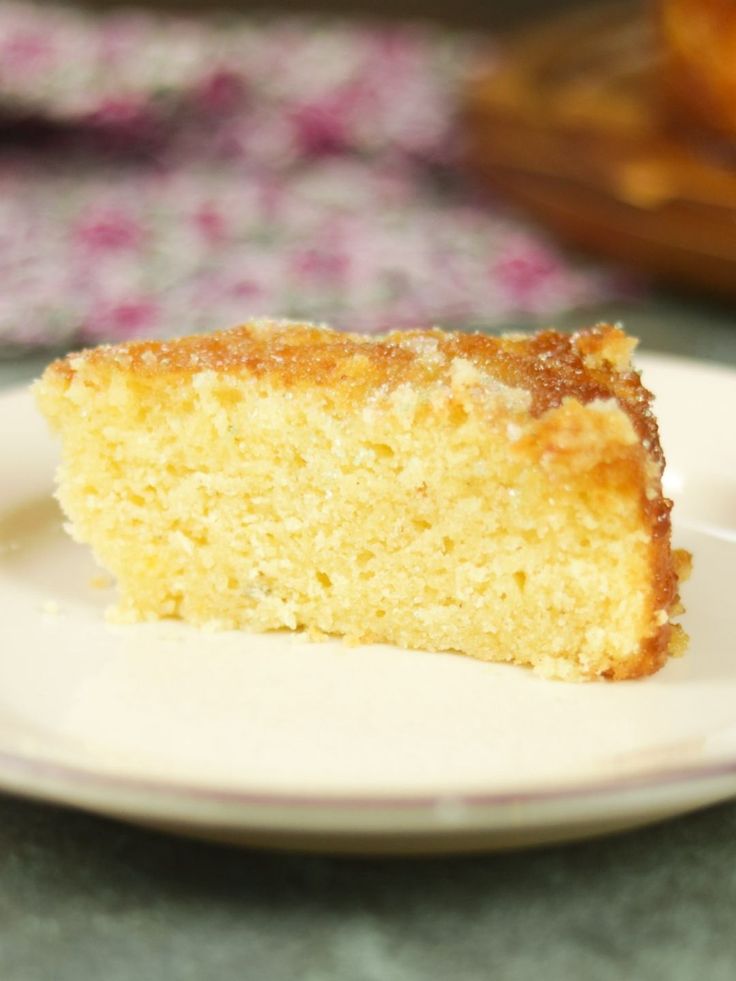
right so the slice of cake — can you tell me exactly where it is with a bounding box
[34,320,689,681]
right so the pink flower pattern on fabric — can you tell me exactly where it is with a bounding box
[0,2,634,349]
[73,208,145,253]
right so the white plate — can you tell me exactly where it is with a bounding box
[1,352,735,854]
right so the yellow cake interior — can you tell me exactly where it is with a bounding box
[34,321,688,681]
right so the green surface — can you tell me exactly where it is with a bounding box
[1,292,735,979]
[0,793,735,980]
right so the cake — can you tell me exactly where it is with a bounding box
[34,320,689,681]
[464,3,736,301]
[660,0,736,144]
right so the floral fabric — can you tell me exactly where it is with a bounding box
[0,2,630,349]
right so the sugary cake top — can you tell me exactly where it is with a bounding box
[45,319,660,457]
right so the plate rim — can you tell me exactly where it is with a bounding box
[1,739,736,814]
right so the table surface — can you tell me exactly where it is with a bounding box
[1,291,735,980]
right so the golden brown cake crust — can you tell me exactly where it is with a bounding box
[42,321,688,680]
[50,320,657,437]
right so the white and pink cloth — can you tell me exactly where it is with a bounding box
[0,2,634,348]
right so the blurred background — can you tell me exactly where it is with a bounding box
[0,0,735,386]
[38,0,578,29]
